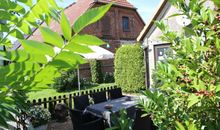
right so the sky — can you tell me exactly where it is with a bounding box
[57,0,161,23]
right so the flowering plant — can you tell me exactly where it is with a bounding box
[27,106,51,127]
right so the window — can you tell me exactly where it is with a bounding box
[154,44,171,65]
[102,16,111,36]
[122,16,130,31]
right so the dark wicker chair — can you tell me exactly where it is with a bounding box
[91,91,107,104]
[73,95,90,111]
[108,88,123,100]
[69,109,105,130]
[133,109,157,130]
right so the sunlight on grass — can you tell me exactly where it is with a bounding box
[27,83,116,101]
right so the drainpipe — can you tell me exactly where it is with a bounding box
[144,46,150,88]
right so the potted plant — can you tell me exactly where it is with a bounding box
[27,106,51,130]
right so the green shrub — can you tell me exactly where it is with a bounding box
[103,72,115,83]
[53,69,78,92]
[90,60,103,83]
[139,0,220,129]
[114,44,145,92]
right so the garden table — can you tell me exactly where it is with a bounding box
[85,96,138,126]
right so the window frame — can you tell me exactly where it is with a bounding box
[122,16,130,32]
[154,43,171,66]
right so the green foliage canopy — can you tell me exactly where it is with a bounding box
[114,44,145,92]
[0,1,112,128]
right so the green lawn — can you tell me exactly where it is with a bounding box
[27,83,115,101]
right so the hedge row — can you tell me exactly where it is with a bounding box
[114,44,145,92]
[90,60,103,83]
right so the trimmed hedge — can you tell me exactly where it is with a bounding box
[90,60,103,83]
[114,44,145,92]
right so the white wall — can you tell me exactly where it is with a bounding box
[143,4,182,87]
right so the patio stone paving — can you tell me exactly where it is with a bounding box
[47,117,73,130]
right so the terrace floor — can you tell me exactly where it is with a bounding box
[47,117,73,130]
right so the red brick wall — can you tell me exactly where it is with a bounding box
[79,4,145,79]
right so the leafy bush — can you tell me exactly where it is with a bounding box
[103,72,115,83]
[53,69,78,92]
[28,106,51,127]
[107,109,133,130]
[114,44,145,92]
[90,60,103,83]
[139,0,220,129]
[0,1,112,128]
[98,83,116,88]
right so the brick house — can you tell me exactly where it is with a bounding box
[23,0,145,79]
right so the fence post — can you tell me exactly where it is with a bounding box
[38,99,42,106]
[43,98,47,108]
[58,95,62,103]
[33,100,36,105]
[63,95,67,105]
[69,94,72,109]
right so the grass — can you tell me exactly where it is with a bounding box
[27,83,115,101]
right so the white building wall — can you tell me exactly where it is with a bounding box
[143,5,183,87]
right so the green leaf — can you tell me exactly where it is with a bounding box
[212,0,220,8]
[175,121,185,130]
[19,40,55,57]
[10,29,24,39]
[61,11,72,40]
[65,42,93,53]
[72,34,105,46]
[17,0,33,6]
[73,4,112,33]
[48,0,59,9]
[49,59,72,69]
[18,21,32,34]
[0,10,13,21]
[0,24,9,32]
[55,51,87,65]
[40,27,64,48]
[0,113,8,129]
[188,122,198,130]
[200,7,208,22]
[215,38,220,49]
[33,66,59,84]
[188,94,200,108]
[207,9,214,24]
[2,50,30,62]
[168,13,184,18]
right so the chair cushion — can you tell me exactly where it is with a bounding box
[91,91,107,104]
[108,88,123,100]
[70,109,104,130]
[73,95,90,110]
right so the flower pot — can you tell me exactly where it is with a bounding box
[34,124,48,130]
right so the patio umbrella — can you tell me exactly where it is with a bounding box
[77,46,114,92]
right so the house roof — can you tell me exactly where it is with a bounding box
[137,0,169,42]
[19,0,136,45]
[97,0,134,8]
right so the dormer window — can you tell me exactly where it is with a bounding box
[122,16,130,31]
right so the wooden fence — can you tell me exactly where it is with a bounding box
[27,85,117,114]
